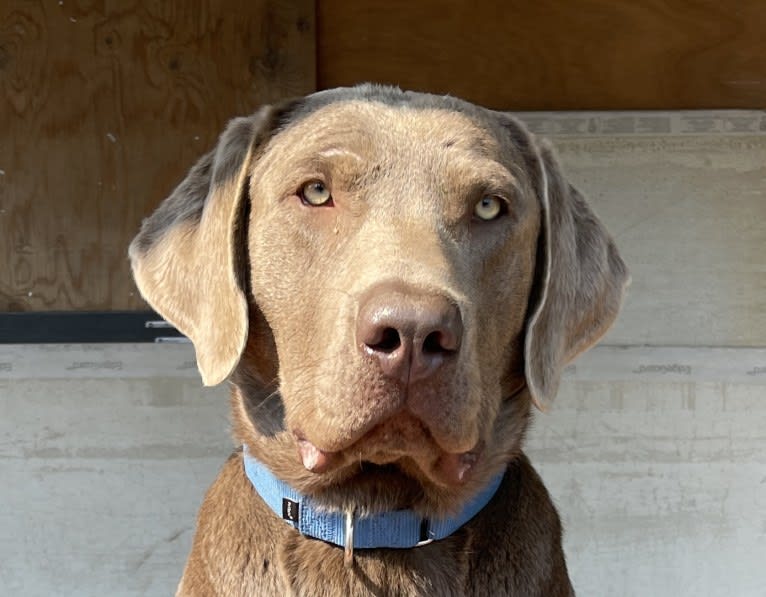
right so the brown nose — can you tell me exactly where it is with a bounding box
[356,285,463,385]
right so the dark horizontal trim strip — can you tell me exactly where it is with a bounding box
[0,311,185,343]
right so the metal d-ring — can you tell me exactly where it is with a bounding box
[344,509,356,569]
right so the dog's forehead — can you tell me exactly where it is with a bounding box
[270,98,506,161]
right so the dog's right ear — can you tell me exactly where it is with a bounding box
[129,102,296,386]
[523,135,629,410]
[498,114,629,411]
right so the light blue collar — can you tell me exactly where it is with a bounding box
[243,446,504,554]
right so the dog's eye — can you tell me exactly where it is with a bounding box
[474,195,506,221]
[300,181,333,206]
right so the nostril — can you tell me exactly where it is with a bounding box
[422,331,457,355]
[368,327,401,353]
[423,332,450,354]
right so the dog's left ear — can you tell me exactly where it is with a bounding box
[129,102,296,385]
[503,118,630,410]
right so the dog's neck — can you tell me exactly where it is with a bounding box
[242,446,505,554]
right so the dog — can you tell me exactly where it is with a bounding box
[130,84,628,596]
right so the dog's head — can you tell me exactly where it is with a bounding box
[130,85,628,515]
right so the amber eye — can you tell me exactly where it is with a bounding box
[300,181,333,206]
[474,195,506,221]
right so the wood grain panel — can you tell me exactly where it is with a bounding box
[0,0,314,312]
[317,0,766,110]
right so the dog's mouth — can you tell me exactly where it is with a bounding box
[293,421,484,488]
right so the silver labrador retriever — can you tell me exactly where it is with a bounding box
[130,84,628,596]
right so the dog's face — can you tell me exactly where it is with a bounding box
[246,101,540,489]
[130,86,628,515]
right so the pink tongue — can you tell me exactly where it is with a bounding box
[297,439,333,473]
[437,451,479,485]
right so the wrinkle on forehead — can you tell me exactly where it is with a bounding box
[267,101,504,163]
[316,147,364,162]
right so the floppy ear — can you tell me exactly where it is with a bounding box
[129,104,293,386]
[521,135,630,410]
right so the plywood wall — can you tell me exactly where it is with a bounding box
[2,0,765,312]
[318,0,766,111]
[0,1,314,311]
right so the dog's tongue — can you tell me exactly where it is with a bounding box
[297,438,334,473]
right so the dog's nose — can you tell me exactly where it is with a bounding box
[356,287,462,384]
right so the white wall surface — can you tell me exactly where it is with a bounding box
[2,111,765,596]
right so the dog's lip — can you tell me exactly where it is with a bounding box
[296,438,339,474]
[294,432,339,474]
[293,429,484,486]
[434,441,485,485]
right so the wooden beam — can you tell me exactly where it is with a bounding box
[318,0,766,110]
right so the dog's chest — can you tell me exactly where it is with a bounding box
[274,532,471,597]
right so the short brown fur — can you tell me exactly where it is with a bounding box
[130,85,628,596]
